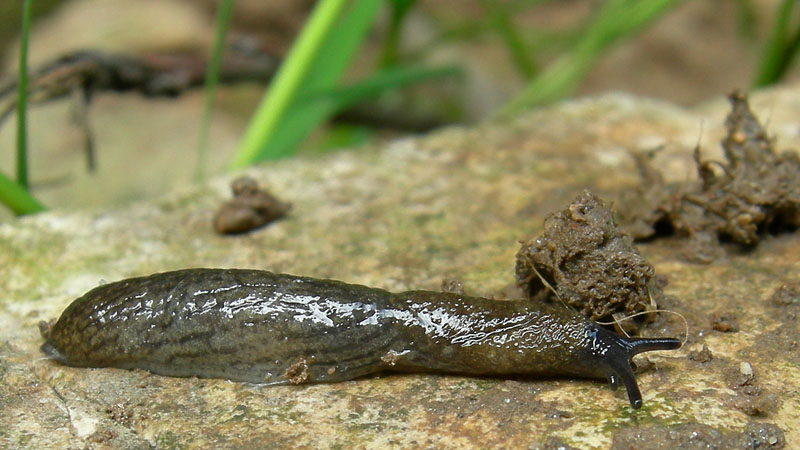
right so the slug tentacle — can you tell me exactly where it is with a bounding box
[40,268,681,410]
[584,326,681,408]
[609,356,643,409]
[626,337,683,355]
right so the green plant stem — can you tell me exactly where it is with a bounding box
[301,64,460,109]
[734,0,758,42]
[752,0,798,87]
[379,0,417,67]
[196,0,234,182]
[229,0,350,169]
[480,0,536,78]
[782,25,800,76]
[247,64,457,162]
[17,0,33,188]
[0,171,45,215]
[496,0,682,117]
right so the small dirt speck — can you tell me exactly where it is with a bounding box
[381,351,403,367]
[284,358,310,384]
[214,176,291,234]
[733,392,779,417]
[769,281,800,307]
[440,278,465,295]
[687,344,713,363]
[105,402,133,427]
[711,312,738,332]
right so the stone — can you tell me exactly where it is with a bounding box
[2,86,800,448]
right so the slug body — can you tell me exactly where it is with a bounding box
[41,269,680,408]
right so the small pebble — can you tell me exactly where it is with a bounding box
[739,362,753,377]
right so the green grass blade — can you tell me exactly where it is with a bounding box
[316,124,372,152]
[229,0,380,168]
[734,0,758,42]
[301,64,460,112]
[0,170,45,215]
[752,0,798,87]
[16,0,33,188]
[294,0,382,95]
[496,0,682,117]
[779,24,800,77]
[195,0,234,182]
[253,64,459,161]
[379,0,417,67]
[229,0,350,169]
[480,0,536,78]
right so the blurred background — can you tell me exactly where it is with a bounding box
[0,0,796,218]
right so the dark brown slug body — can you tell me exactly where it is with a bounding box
[41,269,680,408]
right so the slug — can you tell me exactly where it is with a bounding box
[40,268,680,409]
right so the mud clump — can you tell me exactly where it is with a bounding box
[214,176,291,234]
[515,190,659,327]
[687,344,713,363]
[283,357,310,384]
[619,91,800,262]
[711,311,738,332]
[440,278,465,295]
[769,281,800,307]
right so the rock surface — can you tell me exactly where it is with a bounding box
[2,87,800,448]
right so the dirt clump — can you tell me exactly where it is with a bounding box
[710,311,738,332]
[769,280,800,307]
[283,357,310,384]
[440,278,465,295]
[687,344,713,363]
[618,91,800,262]
[515,190,660,328]
[214,176,291,234]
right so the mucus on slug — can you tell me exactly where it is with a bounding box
[40,268,681,409]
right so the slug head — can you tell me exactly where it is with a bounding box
[580,325,680,409]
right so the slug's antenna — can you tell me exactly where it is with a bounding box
[608,356,643,409]
[594,325,682,409]
[626,337,682,355]
[617,336,681,408]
